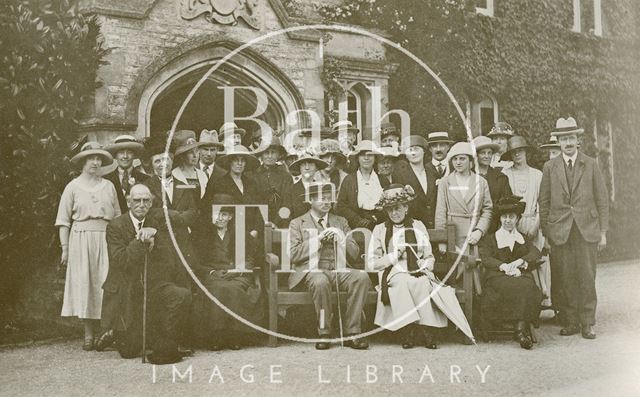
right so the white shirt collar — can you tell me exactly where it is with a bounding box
[310,212,328,227]
[495,227,525,251]
[562,151,578,166]
[432,158,445,167]
[129,212,145,233]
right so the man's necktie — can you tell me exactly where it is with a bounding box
[566,159,575,190]
[437,163,444,177]
[567,159,573,171]
[318,218,325,230]
[122,169,131,194]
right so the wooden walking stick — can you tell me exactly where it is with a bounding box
[333,237,345,347]
[141,247,148,363]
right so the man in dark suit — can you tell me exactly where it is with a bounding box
[104,135,149,213]
[425,131,454,182]
[101,184,196,363]
[539,117,609,340]
[198,129,226,183]
[289,183,371,350]
[392,135,438,229]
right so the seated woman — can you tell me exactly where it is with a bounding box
[368,184,472,349]
[478,195,542,350]
[193,193,263,351]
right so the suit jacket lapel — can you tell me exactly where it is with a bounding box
[571,153,586,194]
[464,174,478,205]
[445,174,467,209]
[552,157,570,195]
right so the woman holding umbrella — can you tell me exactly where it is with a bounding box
[478,195,542,349]
[56,142,121,350]
[368,184,473,349]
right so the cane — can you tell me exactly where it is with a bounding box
[141,247,148,363]
[333,237,345,347]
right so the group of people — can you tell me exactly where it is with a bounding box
[56,116,609,363]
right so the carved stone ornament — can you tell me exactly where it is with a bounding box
[180,0,260,30]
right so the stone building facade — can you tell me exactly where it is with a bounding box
[78,0,396,144]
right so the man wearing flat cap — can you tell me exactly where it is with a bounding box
[539,117,609,340]
[104,135,149,213]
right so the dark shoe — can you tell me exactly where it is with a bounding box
[344,336,369,350]
[229,344,241,351]
[178,346,194,357]
[581,325,596,339]
[560,324,581,336]
[421,326,438,349]
[82,338,95,351]
[401,325,415,349]
[516,332,533,350]
[315,342,331,350]
[95,330,114,352]
[147,350,182,365]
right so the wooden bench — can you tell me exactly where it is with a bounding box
[263,221,475,347]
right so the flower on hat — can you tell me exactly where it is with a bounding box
[375,185,416,210]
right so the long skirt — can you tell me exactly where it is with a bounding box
[194,274,263,340]
[375,272,448,331]
[481,274,542,324]
[61,221,109,319]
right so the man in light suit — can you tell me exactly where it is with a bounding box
[289,183,371,350]
[539,117,609,339]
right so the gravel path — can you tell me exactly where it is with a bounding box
[1,260,639,396]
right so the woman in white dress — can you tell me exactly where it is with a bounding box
[368,184,470,349]
[56,142,121,350]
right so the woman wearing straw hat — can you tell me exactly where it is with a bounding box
[171,130,208,204]
[314,138,349,191]
[487,121,515,169]
[336,140,389,230]
[281,149,329,222]
[368,184,470,349]
[478,195,543,350]
[56,142,121,350]
[434,142,493,254]
[472,136,513,232]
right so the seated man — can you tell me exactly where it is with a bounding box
[192,193,263,351]
[288,183,371,350]
[100,184,196,364]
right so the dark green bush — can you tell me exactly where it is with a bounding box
[0,0,108,313]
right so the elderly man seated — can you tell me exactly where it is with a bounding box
[288,183,371,350]
[99,184,197,364]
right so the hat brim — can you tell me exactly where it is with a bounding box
[174,143,202,157]
[105,142,145,155]
[70,149,113,165]
[539,143,561,149]
[495,203,526,217]
[500,145,534,161]
[486,132,513,138]
[255,144,287,158]
[379,197,414,208]
[551,128,584,137]
[218,129,246,139]
[474,142,500,153]
[289,158,329,174]
[320,151,348,164]
[199,141,224,149]
[216,152,260,171]
[427,139,455,146]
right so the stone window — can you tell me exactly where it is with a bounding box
[572,0,603,36]
[466,94,499,137]
[324,81,372,140]
[475,0,494,17]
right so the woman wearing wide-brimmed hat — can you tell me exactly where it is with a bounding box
[171,130,208,203]
[218,122,246,147]
[434,142,493,254]
[368,184,470,349]
[314,139,349,191]
[478,195,542,350]
[472,136,513,232]
[336,140,389,230]
[56,142,121,351]
[539,135,561,160]
[487,121,515,169]
[281,148,329,222]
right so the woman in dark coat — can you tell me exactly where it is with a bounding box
[479,195,542,350]
[336,140,389,230]
[193,193,263,350]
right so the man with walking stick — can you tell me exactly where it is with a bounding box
[288,183,371,350]
[101,184,196,363]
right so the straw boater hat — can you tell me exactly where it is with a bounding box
[494,194,526,218]
[539,135,561,150]
[426,131,455,146]
[331,120,359,135]
[319,139,347,164]
[70,141,113,165]
[487,121,515,138]
[173,130,200,157]
[550,117,584,137]
[472,135,500,153]
[199,129,223,149]
[217,122,246,141]
[254,135,287,158]
[375,184,416,210]
[350,140,384,157]
[400,135,429,152]
[500,135,534,161]
[105,134,145,156]
[215,145,260,171]
[447,141,474,160]
[288,149,329,174]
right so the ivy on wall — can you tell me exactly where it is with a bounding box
[319,0,640,259]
